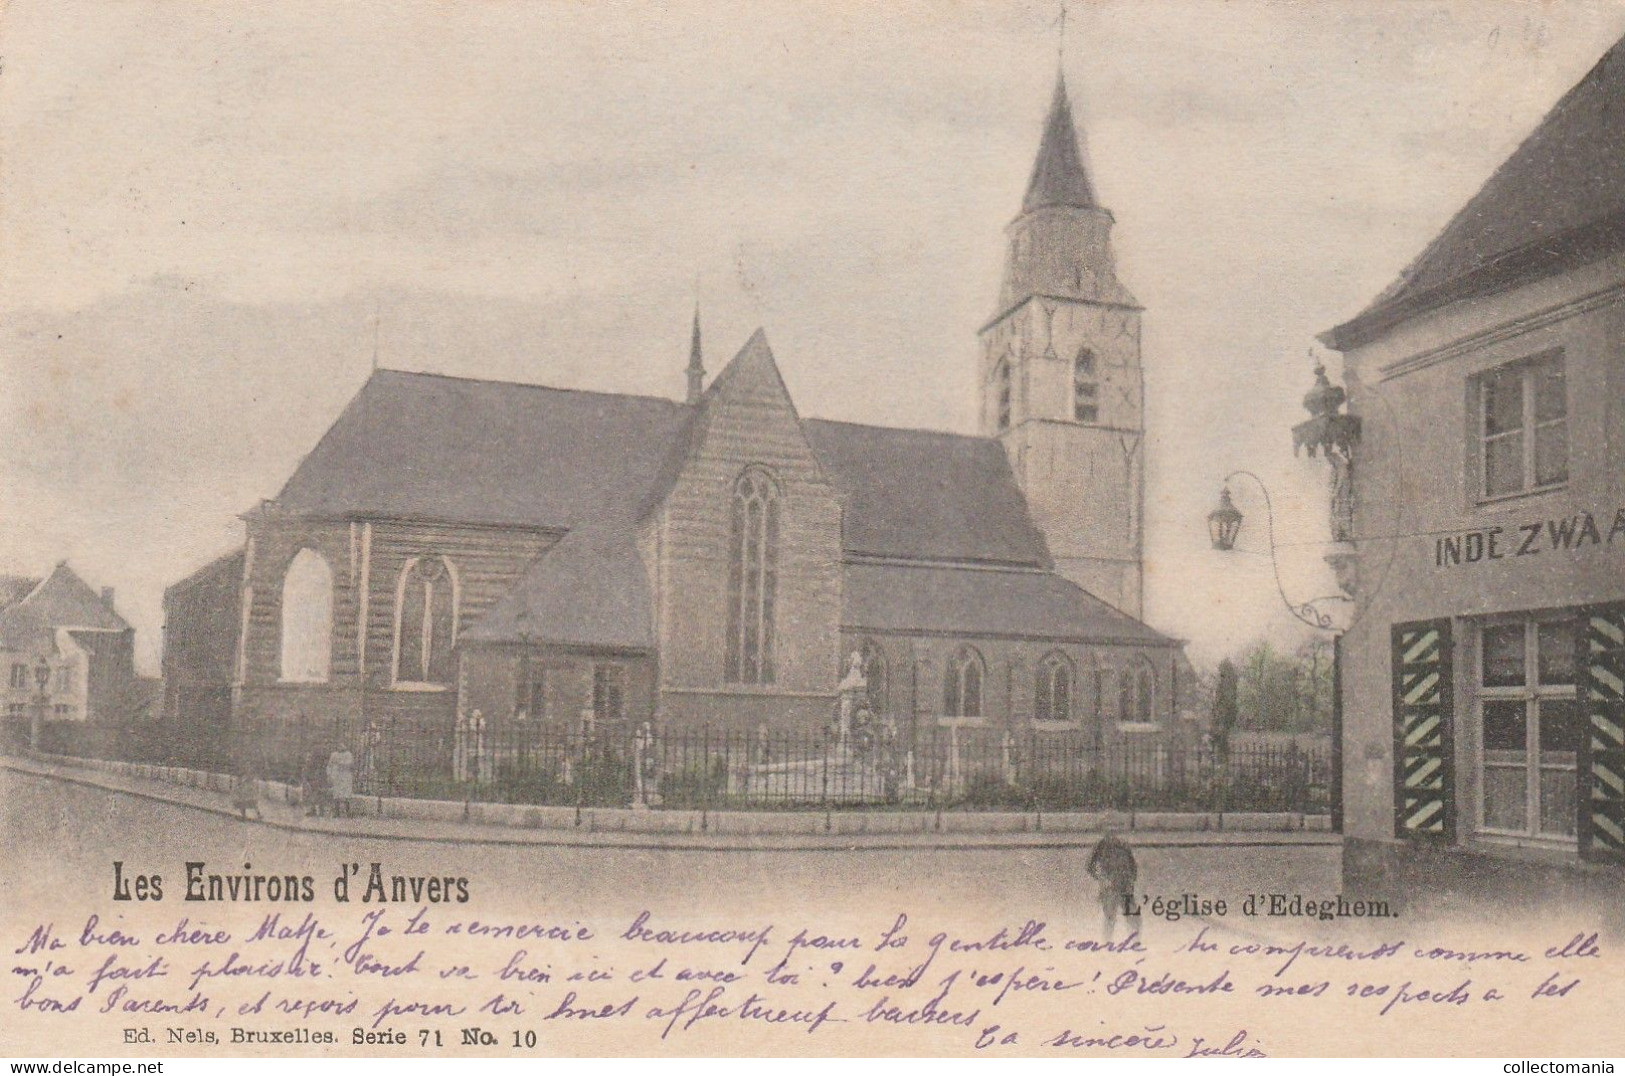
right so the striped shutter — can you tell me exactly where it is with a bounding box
[1579,603,1625,862]
[1392,619,1454,841]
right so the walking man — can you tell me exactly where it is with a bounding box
[1087,830,1139,941]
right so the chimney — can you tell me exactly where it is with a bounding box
[101,587,115,609]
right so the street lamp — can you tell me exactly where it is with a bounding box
[1207,487,1243,552]
[1208,471,1350,632]
[29,655,50,753]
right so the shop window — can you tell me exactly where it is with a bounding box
[1477,616,1578,841]
[1474,353,1566,499]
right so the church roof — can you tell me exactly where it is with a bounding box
[1023,74,1098,213]
[1326,32,1625,350]
[843,562,1172,646]
[462,525,654,650]
[274,367,1051,567]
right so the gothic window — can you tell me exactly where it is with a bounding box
[593,663,627,727]
[1074,346,1099,423]
[996,360,1013,432]
[944,647,984,719]
[279,548,333,683]
[725,468,779,684]
[394,555,458,686]
[860,640,887,713]
[1118,657,1156,724]
[1035,651,1074,723]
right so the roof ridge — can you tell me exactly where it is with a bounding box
[371,367,690,410]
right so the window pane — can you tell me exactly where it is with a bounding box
[1482,368,1524,435]
[1482,764,1527,831]
[1534,422,1567,485]
[1484,434,1524,496]
[1533,358,1566,422]
[1538,767,1577,837]
[1482,699,1527,751]
[1481,624,1526,687]
[1537,698,1581,758]
[964,660,982,718]
[1053,673,1069,722]
[1536,621,1577,685]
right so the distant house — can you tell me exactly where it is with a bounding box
[1322,34,1625,895]
[0,562,134,731]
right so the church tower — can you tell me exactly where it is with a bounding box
[980,73,1144,617]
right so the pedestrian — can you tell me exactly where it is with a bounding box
[1087,830,1139,941]
[302,745,330,817]
[231,754,262,821]
[327,741,355,818]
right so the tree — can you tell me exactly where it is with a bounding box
[1212,659,1239,753]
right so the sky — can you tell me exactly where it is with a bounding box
[3,0,1624,675]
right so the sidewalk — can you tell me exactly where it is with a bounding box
[2,752,1342,852]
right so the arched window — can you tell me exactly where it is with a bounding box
[1098,666,1118,721]
[279,549,332,683]
[1074,346,1099,423]
[995,359,1012,432]
[725,468,778,684]
[1118,657,1156,724]
[1035,652,1074,723]
[860,640,887,713]
[395,555,458,686]
[944,647,984,719]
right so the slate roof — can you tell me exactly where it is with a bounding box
[0,563,128,650]
[462,525,654,650]
[1024,74,1098,213]
[275,368,1050,567]
[802,419,1048,567]
[843,562,1173,646]
[1326,33,1625,349]
[275,371,693,530]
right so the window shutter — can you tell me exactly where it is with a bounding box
[1392,619,1454,841]
[1578,603,1625,863]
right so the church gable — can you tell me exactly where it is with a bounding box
[646,330,842,708]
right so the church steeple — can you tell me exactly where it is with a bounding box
[1023,73,1097,213]
[685,304,705,404]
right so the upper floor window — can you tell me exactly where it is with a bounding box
[54,665,72,694]
[1035,651,1073,723]
[1074,347,1099,423]
[1119,657,1155,725]
[944,647,984,719]
[395,555,458,686]
[1477,353,1566,499]
[995,360,1013,432]
[725,468,778,684]
[280,548,333,683]
[9,663,26,690]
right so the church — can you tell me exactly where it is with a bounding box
[162,76,1182,750]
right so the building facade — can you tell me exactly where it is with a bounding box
[163,77,1183,764]
[0,563,135,740]
[1322,35,1625,902]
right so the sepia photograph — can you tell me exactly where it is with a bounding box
[2,0,1623,1061]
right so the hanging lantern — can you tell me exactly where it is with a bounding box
[1208,487,1243,551]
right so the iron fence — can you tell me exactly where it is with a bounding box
[8,713,1331,815]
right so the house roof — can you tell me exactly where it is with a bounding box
[1023,73,1098,214]
[842,562,1174,646]
[0,562,128,651]
[274,367,1049,567]
[1326,33,1625,350]
[0,575,41,609]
